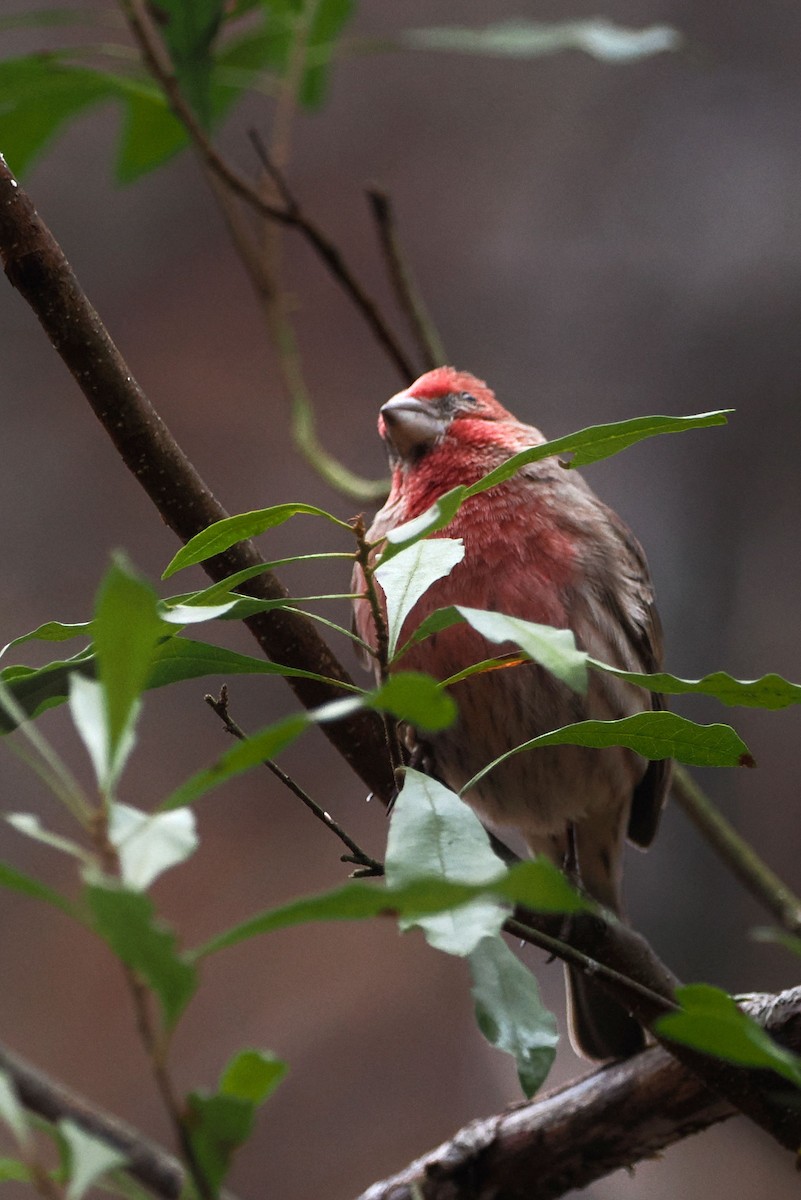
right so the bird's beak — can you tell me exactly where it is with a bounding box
[380,394,446,459]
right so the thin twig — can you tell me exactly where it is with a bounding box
[86,814,214,1200]
[122,0,416,383]
[672,764,801,934]
[205,687,384,877]
[504,917,678,1016]
[366,185,446,371]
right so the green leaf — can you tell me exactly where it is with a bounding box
[385,769,508,955]
[161,504,349,578]
[191,860,584,961]
[0,620,90,660]
[0,653,94,732]
[0,1071,31,1151]
[0,636,354,735]
[220,1048,287,1104]
[462,711,755,795]
[186,1048,286,1196]
[108,803,198,891]
[300,0,356,107]
[60,1119,127,1200]
[0,56,115,176]
[455,607,588,693]
[0,859,77,919]
[86,883,197,1029]
[404,19,681,62]
[469,936,558,1097]
[116,87,191,183]
[494,859,587,914]
[147,0,226,127]
[590,661,801,710]
[148,636,354,690]
[368,672,456,732]
[380,411,730,560]
[0,1158,30,1183]
[185,1093,252,1196]
[375,537,464,659]
[396,604,465,654]
[655,984,801,1089]
[92,556,165,790]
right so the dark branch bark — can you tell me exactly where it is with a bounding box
[355,987,801,1200]
[0,1043,184,1198]
[0,153,394,803]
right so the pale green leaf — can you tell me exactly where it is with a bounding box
[405,18,681,62]
[0,1071,30,1151]
[385,769,507,954]
[469,936,558,1096]
[375,537,464,659]
[456,607,588,693]
[61,1119,127,1200]
[109,803,198,891]
[6,813,91,865]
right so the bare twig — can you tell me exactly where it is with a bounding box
[122,0,416,383]
[504,917,678,1017]
[367,185,446,371]
[205,686,384,877]
[672,764,801,934]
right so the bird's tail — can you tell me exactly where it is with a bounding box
[564,807,646,1060]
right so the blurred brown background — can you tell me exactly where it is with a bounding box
[2,1,801,1196]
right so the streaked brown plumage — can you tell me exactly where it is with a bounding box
[353,367,671,1058]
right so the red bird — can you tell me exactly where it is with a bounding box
[353,366,670,1059]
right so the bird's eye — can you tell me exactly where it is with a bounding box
[459,392,478,406]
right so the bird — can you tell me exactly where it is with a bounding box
[352,366,671,1059]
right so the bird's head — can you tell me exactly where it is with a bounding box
[378,367,514,465]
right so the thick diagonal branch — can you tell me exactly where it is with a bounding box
[0,154,394,802]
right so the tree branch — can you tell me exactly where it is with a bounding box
[2,155,800,1158]
[121,0,417,383]
[366,185,446,371]
[4,990,801,1200]
[0,153,394,804]
[355,986,801,1200]
[672,764,801,934]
